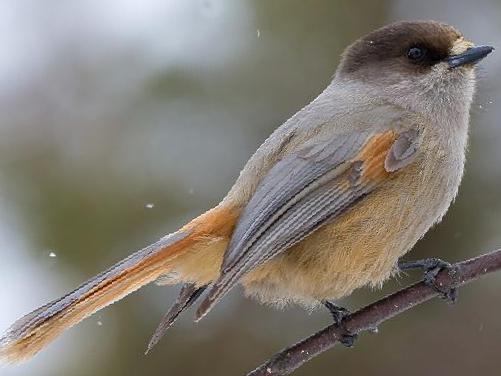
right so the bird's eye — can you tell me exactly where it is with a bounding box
[407,46,427,61]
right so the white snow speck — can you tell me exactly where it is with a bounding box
[257,29,261,38]
[48,251,57,258]
[97,320,103,326]
[145,203,155,209]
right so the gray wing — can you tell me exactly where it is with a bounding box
[196,129,419,319]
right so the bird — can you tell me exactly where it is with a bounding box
[0,20,493,363]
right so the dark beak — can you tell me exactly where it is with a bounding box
[447,45,494,68]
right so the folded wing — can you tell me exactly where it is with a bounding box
[196,129,419,319]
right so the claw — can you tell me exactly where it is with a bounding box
[322,301,358,347]
[339,332,358,348]
[399,258,458,304]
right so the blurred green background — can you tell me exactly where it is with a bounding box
[1,1,500,375]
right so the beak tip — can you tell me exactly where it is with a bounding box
[447,45,494,68]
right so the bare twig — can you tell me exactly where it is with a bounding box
[247,249,501,376]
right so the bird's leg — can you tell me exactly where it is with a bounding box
[322,300,358,347]
[323,300,350,325]
[398,258,458,303]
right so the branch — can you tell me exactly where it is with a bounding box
[247,249,501,376]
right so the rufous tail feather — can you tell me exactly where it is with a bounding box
[0,204,237,364]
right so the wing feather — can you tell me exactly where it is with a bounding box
[196,129,419,319]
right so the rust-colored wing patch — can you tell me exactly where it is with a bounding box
[356,130,397,183]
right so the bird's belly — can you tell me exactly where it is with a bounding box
[241,162,457,308]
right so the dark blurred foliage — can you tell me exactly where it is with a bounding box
[1,1,501,375]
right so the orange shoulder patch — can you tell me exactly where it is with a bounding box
[355,131,398,183]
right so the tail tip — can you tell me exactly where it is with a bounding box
[0,337,25,366]
[0,325,44,365]
[0,333,14,365]
[194,297,216,322]
[144,345,152,356]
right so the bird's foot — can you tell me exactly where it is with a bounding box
[322,301,358,347]
[399,258,458,304]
